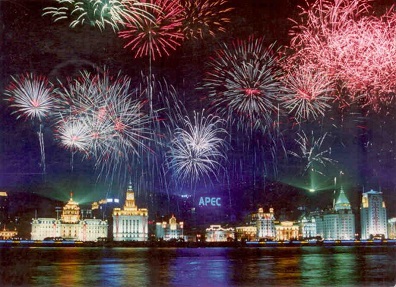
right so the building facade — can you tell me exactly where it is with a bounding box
[314,187,355,240]
[0,226,17,239]
[91,195,121,239]
[155,215,184,241]
[275,221,299,241]
[388,218,396,239]
[112,184,148,241]
[205,225,234,242]
[235,225,257,242]
[31,194,108,241]
[299,215,317,239]
[360,190,388,239]
[255,208,276,240]
[0,191,9,226]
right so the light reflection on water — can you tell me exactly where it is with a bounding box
[0,246,394,287]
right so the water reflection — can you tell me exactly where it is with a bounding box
[0,246,394,286]
[300,247,359,286]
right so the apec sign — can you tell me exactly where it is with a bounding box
[198,197,221,207]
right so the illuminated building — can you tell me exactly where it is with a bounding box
[275,221,299,241]
[31,218,61,240]
[298,215,317,239]
[314,187,355,240]
[31,194,108,241]
[0,191,9,225]
[0,226,17,239]
[155,215,184,241]
[112,183,148,241]
[205,225,235,242]
[254,207,276,240]
[92,195,121,239]
[388,218,396,239]
[235,225,257,242]
[360,190,388,239]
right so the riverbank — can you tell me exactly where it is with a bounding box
[1,239,395,248]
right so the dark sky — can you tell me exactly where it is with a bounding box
[0,0,395,217]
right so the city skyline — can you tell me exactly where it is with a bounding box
[0,0,395,218]
[3,183,393,242]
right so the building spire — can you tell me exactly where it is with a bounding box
[128,179,133,191]
[334,186,351,211]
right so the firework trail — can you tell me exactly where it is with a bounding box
[180,0,233,40]
[203,36,284,132]
[118,0,184,115]
[166,110,229,190]
[42,0,158,31]
[4,73,56,175]
[53,68,153,185]
[289,130,337,176]
[130,75,188,203]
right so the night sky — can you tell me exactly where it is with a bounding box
[0,0,395,218]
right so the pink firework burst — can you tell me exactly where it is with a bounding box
[280,65,334,122]
[180,0,233,40]
[287,0,396,112]
[118,0,185,61]
[325,14,396,110]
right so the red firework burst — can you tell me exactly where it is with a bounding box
[118,0,185,61]
[287,0,396,112]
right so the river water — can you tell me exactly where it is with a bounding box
[0,246,395,287]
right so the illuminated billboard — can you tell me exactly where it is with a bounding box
[198,196,222,207]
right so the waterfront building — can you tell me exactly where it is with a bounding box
[360,189,388,239]
[254,207,276,240]
[155,215,184,241]
[235,225,257,241]
[31,194,108,241]
[314,187,355,240]
[0,191,9,225]
[275,221,299,241]
[92,195,121,239]
[31,218,61,240]
[112,183,148,241]
[77,218,108,242]
[205,225,234,242]
[388,218,396,239]
[299,214,317,239]
[0,226,17,239]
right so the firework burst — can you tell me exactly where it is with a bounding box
[56,117,92,153]
[118,0,185,60]
[280,65,334,122]
[4,73,56,175]
[204,36,284,132]
[287,0,396,112]
[4,73,55,121]
[180,0,233,40]
[166,111,228,186]
[289,130,336,176]
[42,0,157,31]
[54,69,153,181]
